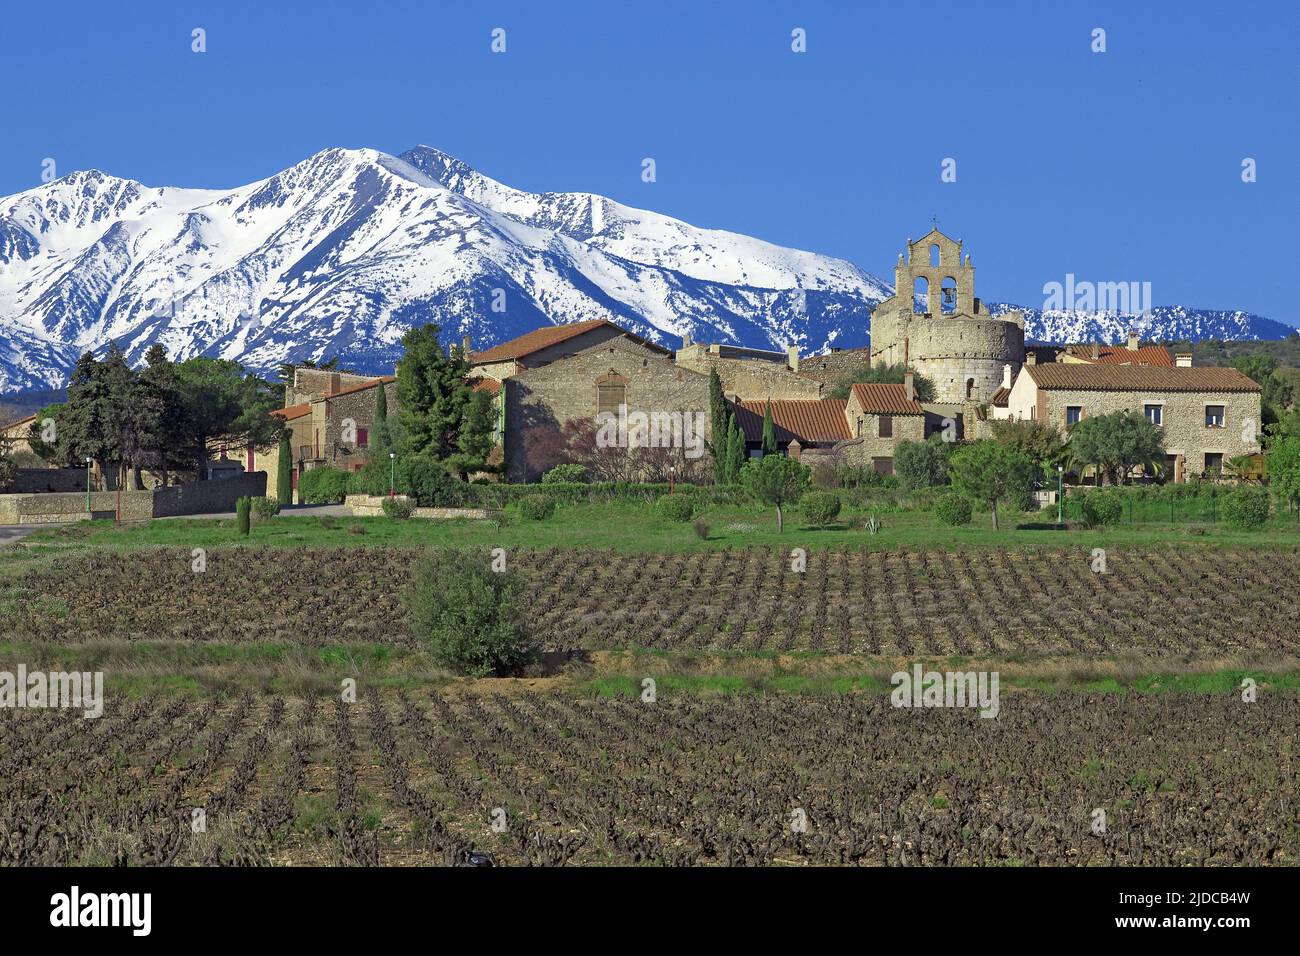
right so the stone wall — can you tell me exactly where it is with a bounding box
[796,348,871,385]
[505,338,712,481]
[831,413,926,469]
[674,349,823,401]
[285,368,377,407]
[0,472,267,524]
[7,467,89,494]
[1036,387,1262,478]
[872,311,1024,404]
[344,494,490,519]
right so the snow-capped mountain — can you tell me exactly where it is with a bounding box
[992,304,1295,347]
[0,147,889,392]
[0,146,1293,394]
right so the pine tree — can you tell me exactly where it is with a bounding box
[761,399,777,455]
[276,432,293,505]
[396,323,472,459]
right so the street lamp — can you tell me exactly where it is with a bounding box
[389,452,396,498]
[1057,464,1064,526]
[84,457,92,513]
[669,463,676,495]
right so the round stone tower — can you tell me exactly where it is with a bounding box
[868,229,1025,404]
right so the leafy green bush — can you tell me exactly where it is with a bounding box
[297,466,349,504]
[894,438,952,490]
[541,463,589,484]
[934,492,972,526]
[250,496,280,521]
[656,494,695,522]
[690,518,710,540]
[800,490,842,528]
[235,497,251,536]
[382,496,416,520]
[406,551,538,677]
[516,494,556,521]
[1223,485,1269,530]
[1080,489,1123,528]
[401,456,459,506]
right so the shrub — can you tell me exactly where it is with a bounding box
[656,494,695,523]
[298,466,349,504]
[541,463,588,484]
[347,522,367,535]
[235,497,251,536]
[690,517,710,540]
[934,493,972,526]
[895,439,951,490]
[382,497,416,520]
[1080,490,1123,528]
[1223,485,1269,531]
[250,496,280,521]
[800,490,842,528]
[516,494,556,521]
[1010,486,1037,513]
[401,457,462,507]
[407,551,539,677]
[318,516,337,530]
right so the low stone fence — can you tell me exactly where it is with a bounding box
[343,494,491,520]
[8,467,90,494]
[0,473,267,525]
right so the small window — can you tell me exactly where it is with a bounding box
[1065,406,1082,427]
[356,427,369,447]
[1205,452,1224,475]
[1205,405,1225,428]
[1144,404,1162,426]
[878,415,893,439]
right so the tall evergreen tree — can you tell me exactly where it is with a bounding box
[138,344,186,486]
[761,399,777,455]
[277,432,293,505]
[708,367,728,482]
[396,323,472,459]
[725,412,746,483]
[372,381,390,454]
[447,390,496,480]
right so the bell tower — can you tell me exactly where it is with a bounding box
[895,229,977,316]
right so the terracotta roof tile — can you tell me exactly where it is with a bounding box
[1,414,37,431]
[1065,344,1174,366]
[271,403,311,421]
[1025,364,1261,392]
[470,377,501,396]
[734,399,851,444]
[850,383,925,415]
[469,319,668,364]
[990,387,1010,407]
[320,375,395,400]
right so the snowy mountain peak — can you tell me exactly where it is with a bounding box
[0,146,1292,395]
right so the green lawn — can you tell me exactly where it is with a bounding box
[8,499,1300,561]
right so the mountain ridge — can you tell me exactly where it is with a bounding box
[0,145,1292,394]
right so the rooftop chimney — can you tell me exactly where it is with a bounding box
[1090,342,1100,360]
[1002,364,1012,389]
[1025,350,1037,366]
[1127,330,1140,351]
[1175,352,1193,368]
[787,345,800,373]
[904,372,915,403]
[681,330,692,348]
[462,335,472,355]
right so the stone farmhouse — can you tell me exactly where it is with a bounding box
[265,370,397,501]
[1003,363,1262,482]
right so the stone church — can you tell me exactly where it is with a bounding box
[868,229,1025,405]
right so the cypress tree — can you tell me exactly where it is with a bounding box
[276,432,293,505]
[725,413,747,484]
[761,399,777,455]
[236,496,251,536]
[708,368,728,483]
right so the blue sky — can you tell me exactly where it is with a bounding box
[3,0,1295,323]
